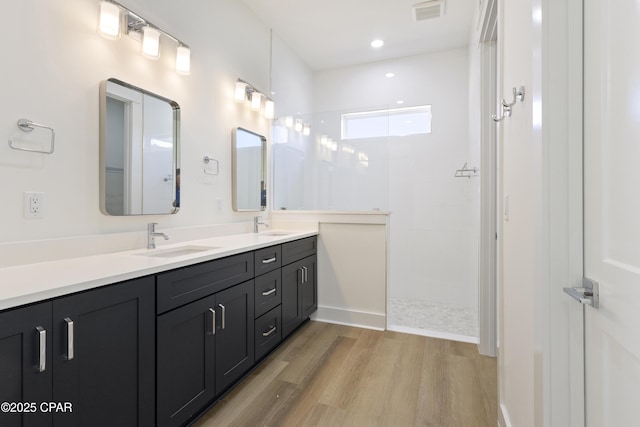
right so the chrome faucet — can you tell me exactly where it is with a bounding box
[253,216,270,233]
[147,222,169,249]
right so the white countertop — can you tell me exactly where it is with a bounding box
[0,230,317,311]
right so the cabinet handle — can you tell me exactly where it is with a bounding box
[262,326,277,337]
[36,326,46,373]
[219,304,226,330]
[262,288,277,296]
[262,257,277,264]
[209,308,216,335]
[298,268,303,285]
[64,318,74,361]
[302,266,308,283]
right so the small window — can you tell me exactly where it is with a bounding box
[341,105,432,140]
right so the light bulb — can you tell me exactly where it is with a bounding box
[99,1,120,39]
[303,124,310,136]
[284,116,293,128]
[251,92,262,111]
[234,81,247,102]
[294,120,303,132]
[264,99,275,119]
[175,45,191,74]
[141,26,161,59]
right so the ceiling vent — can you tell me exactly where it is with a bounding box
[412,0,446,21]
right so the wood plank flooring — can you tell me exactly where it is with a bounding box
[193,321,497,427]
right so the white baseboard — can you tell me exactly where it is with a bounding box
[386,324,479,344]
[311,306,386,331]
[499,403,512,427]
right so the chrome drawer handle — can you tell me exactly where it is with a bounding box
[209,308,216,335]
[262,326,277,337]
[262,257,277,264]
[219,304,226,330]
[64,318,74,361]
[262,288,276,296]
[36,326,46,372]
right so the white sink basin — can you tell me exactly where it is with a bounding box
[260,232,292,237]
[136,245,220,258]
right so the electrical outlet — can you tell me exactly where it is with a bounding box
[24,192,45,219]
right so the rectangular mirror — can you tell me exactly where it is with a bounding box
[99,78,180,215]
[232,127,266,211]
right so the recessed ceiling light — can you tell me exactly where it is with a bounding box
[371,39,384,48]
[396,100,405,104]
[385,73,395,78]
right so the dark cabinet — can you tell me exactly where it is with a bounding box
[0,303,52,427]
[281,255,317,338]
[157,278,254,427]
[0,277,155,427]
[157,295,216,427]
[215,281,254,393]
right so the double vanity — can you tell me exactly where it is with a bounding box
[0,230,318,427]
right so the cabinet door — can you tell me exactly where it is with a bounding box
[282,256,318,338]
[281,261,303,338]
[157,295,217,427]
[300,255,317,320]
[52,277,155,427]
[215,280,254,394]
[0,302,52,427]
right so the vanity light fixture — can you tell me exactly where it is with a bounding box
[99,1,121,39]
[294,120,303,133]
[251,92,263,111]
[98,0,191,74]
[284,116,294,128]
[264,99,275,119]
[234,81,248,102]
[302,124,311,136]
[141,26,161,59]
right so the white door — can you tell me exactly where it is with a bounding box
[583,0,640,424]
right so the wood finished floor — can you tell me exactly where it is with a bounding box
[193,321,497,427]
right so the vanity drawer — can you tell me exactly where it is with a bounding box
[157,252,254,314]
[282,236,317,265]
[254,269,281,318]
[254,245,282,276]
[255,306,282,361]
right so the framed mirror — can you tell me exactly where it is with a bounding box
[99,78,180,216]
[232,127,266,211]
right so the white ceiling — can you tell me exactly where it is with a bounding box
[242,0,476,71]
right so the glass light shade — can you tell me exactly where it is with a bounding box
[234,82,247,102]
[284,116,293,128]
[142,27,161,59]
[175,45,191,75]
[320,135,328,146]
[264,99,275,119]
[303,124,311,136]
[251,92,262,111]
[294,120,303,132]
[99,1,120,39]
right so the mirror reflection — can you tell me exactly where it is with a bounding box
[232,127,266,211]
[100,78,180,215]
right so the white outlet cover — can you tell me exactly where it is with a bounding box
[24,191,45,219]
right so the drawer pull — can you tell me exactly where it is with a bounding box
[262,288,277,296]
[209,308,216,335]
[302,266,308,283]
[262,257,277,264]
[219,304,226,330]
[262,326,277,337]
[36,326,46,372]
[64,318,74,361]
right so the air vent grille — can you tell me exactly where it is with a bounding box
[412,0,446,21]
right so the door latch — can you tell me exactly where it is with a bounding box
[563,277,599,308]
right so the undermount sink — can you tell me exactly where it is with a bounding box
[136,245,220,258]
[260,232,292,237]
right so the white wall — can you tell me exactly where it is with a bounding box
[0,0,278,243]
[312,49,479,312]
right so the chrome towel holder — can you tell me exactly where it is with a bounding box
[203,156,219,175]
[492,86,525,122]
[455,162,479,178]
[8,118,56,154]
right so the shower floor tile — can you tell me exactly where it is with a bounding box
[388,298,478,340]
